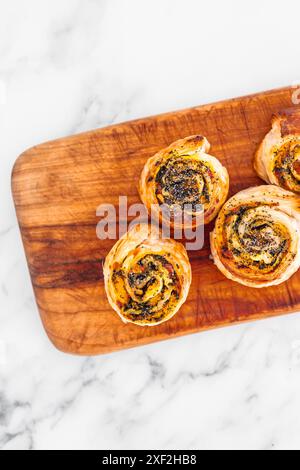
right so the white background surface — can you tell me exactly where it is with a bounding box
[1,0,300,450]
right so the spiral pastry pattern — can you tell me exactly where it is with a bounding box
[139,135,229,228]
[210,185,300,288]
[103,224,192,325]
[255,109,300,194]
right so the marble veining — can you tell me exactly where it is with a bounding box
[1,0,300,450]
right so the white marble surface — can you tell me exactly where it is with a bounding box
[1,0,300,450]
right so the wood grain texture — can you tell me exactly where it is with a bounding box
[12,87,300,355]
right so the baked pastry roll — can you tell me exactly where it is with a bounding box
[210,185,300,288]
[139,135,229,228]
[103,224,191,326]
[254,109,300,193]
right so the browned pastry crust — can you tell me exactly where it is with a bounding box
[139,135,229,228]
[103,224,191,326]
[254,108,300,193]
[210,185,300,288]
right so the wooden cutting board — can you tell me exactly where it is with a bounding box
[12,87,300,355]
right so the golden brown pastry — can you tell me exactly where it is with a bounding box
[210,185,300,288]
[139,135,229,228]
[103,224,191,326]
[254,109,300,193]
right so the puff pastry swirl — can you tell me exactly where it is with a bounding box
[103,224,191,326]
[139,135,229,228]
[210,185,300,288]
[254,109,300,193]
